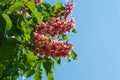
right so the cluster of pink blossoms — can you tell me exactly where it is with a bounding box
[31,33,73,58]
[31,0,75,58]
[64,0,75,19]
[34,0,75,36]
[35,17,75,36]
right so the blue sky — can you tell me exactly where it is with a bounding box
[52,0,120,80]
[19,0,120,80]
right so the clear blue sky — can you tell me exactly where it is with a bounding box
[18,0,120,80]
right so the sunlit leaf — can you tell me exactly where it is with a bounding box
[54,2,62,12]
[7,2,24,14]
[25,51,37,67]
[2,13,12,30]
[34,63,42,80]
[48,72,54,80]
[27,2,43,24]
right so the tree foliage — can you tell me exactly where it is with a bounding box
[0,0,77,80]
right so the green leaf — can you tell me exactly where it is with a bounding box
[40,4,46,10]
[0,15,6,31]
[26,51,37,62]
[43,59,54,80]
[2,13,12,30]
[25,51,37,67]
[20,21,31,41]
[17,0,28,2]
[26,68,35,78]
[54,57,61,65]
[43,59,54,72]
[0,0,11,6]
[18,63,26,75]
[72,28,77,33]
[34,63,42,80]
[0,37,17,60]
[54,2,62,12]
[0,63,5,77]
[12,73,19,80]
[66,55,71,62]
[21,21,26,33]
[0,5,3,12]
[0,0,10,3]
[62,34,68,40]
[7,2,24,14]
[71,51,78,60]
[12,74,19,80]
[24,34,30,41]
[27,2,43,24]
[48,72,54,80]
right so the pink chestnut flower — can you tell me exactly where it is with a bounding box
[31,33,73,58]
[64,0,75,20]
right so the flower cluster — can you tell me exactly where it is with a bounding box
[31,0,75,58]
[64,0,75,19]
[35,17,75,36]
[34,0,75,36]
[31,33,73,58]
